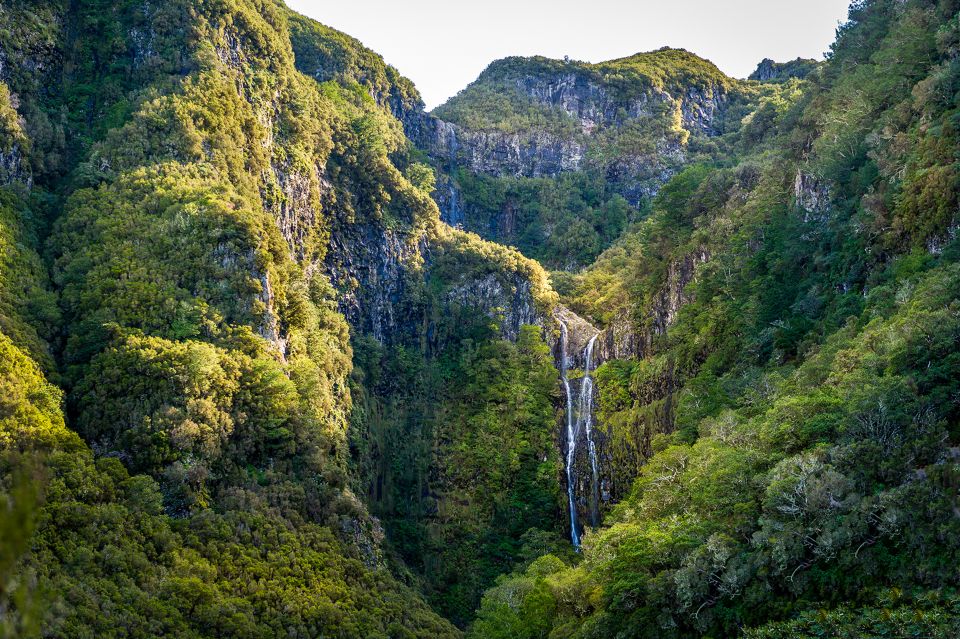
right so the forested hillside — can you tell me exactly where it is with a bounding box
[0,0,554,635]
[463,0,960,636]
[1,0,959,637]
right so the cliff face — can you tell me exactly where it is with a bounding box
[316,174,553,349]
[285,12,556,344]
[413,116,586,180]
[391,51,736,529]
[0,1,63,188]
[385,51,746,272]
[597,247,710,361]
[0,109,30,187]
[750,57,819,83]
[506,69,726,136]
[408,54,735,219]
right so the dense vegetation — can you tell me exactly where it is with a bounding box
[350,324,569,625]
[450,170,638,269]
[1,0,959,636]
[468,0,960,636]
[0,0,554,636]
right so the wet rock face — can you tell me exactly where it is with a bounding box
[432,172,465,228]
[324,211,425,345]
[0,140,30,188]
[553,306,599,370]
[550,246,710,519]
[553,305,602,543]
[596,360,679,505]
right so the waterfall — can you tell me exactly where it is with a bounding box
[558,319,601,551]
[580,334,601,527]
[558,319,581,549]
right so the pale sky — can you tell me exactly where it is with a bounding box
[285,0,852,110]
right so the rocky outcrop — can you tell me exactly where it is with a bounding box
[413,117,586,179]
[0,137,30,188]
[337,493,386,569]
[553,305,599,370]
[498,67,727,137]
[270,159,322,260]
[403,56,734,219]
[794,169,832,221]
[597,247,709,361]
[446,272,544,342]
[324,212,426,345]
[750,57,818,83]
[319,190,551,347]
[408,82,726,172]
[552,305,601,539]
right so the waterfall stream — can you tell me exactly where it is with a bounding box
[558,318,601,551]
[559,319,580,549]
[580,334,600,527]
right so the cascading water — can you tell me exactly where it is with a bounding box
[580,334,601,527]
[558,319,581,549]
[558,318,601,551]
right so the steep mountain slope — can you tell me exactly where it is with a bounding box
[465,0,960,636]
[404,49,776,269]
[0,0,558,636]
[281,12,572,623]
[2,0,959,636]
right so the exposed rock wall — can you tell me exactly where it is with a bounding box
[407,86,726,170]
[324,215,427,344]
[413,116,587,179]
[794,169,832,222]
[401,64,732,220]
[497,70,726,137]
[0,133,30,188]
[446,272,544,342]
[597,247,709,361]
